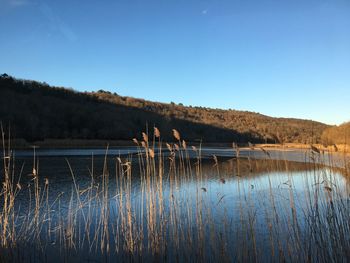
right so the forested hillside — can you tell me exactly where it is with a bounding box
[321,122,350,145]
[0,74,328,143]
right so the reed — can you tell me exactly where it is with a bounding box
[0,127,349,262]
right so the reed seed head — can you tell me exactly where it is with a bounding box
[182,140,187,149]
[172,129,180,141]
[142,132,148,143]
[149,149,155,158]
[154,127,160,138]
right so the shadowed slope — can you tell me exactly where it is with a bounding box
[0,74,328,143]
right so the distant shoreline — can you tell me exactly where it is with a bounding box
[4,138,349,153]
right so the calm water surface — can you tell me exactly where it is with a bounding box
[1,147,349,262]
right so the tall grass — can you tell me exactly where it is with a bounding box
[0,127,349,262]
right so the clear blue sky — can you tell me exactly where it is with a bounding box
[1,0,349,125]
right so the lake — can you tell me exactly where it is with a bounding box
[1,146,349,262]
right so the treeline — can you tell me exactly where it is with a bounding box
[321,122,350,145]
[0,74,328,144]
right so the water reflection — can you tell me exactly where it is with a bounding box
[1,153,349,262]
